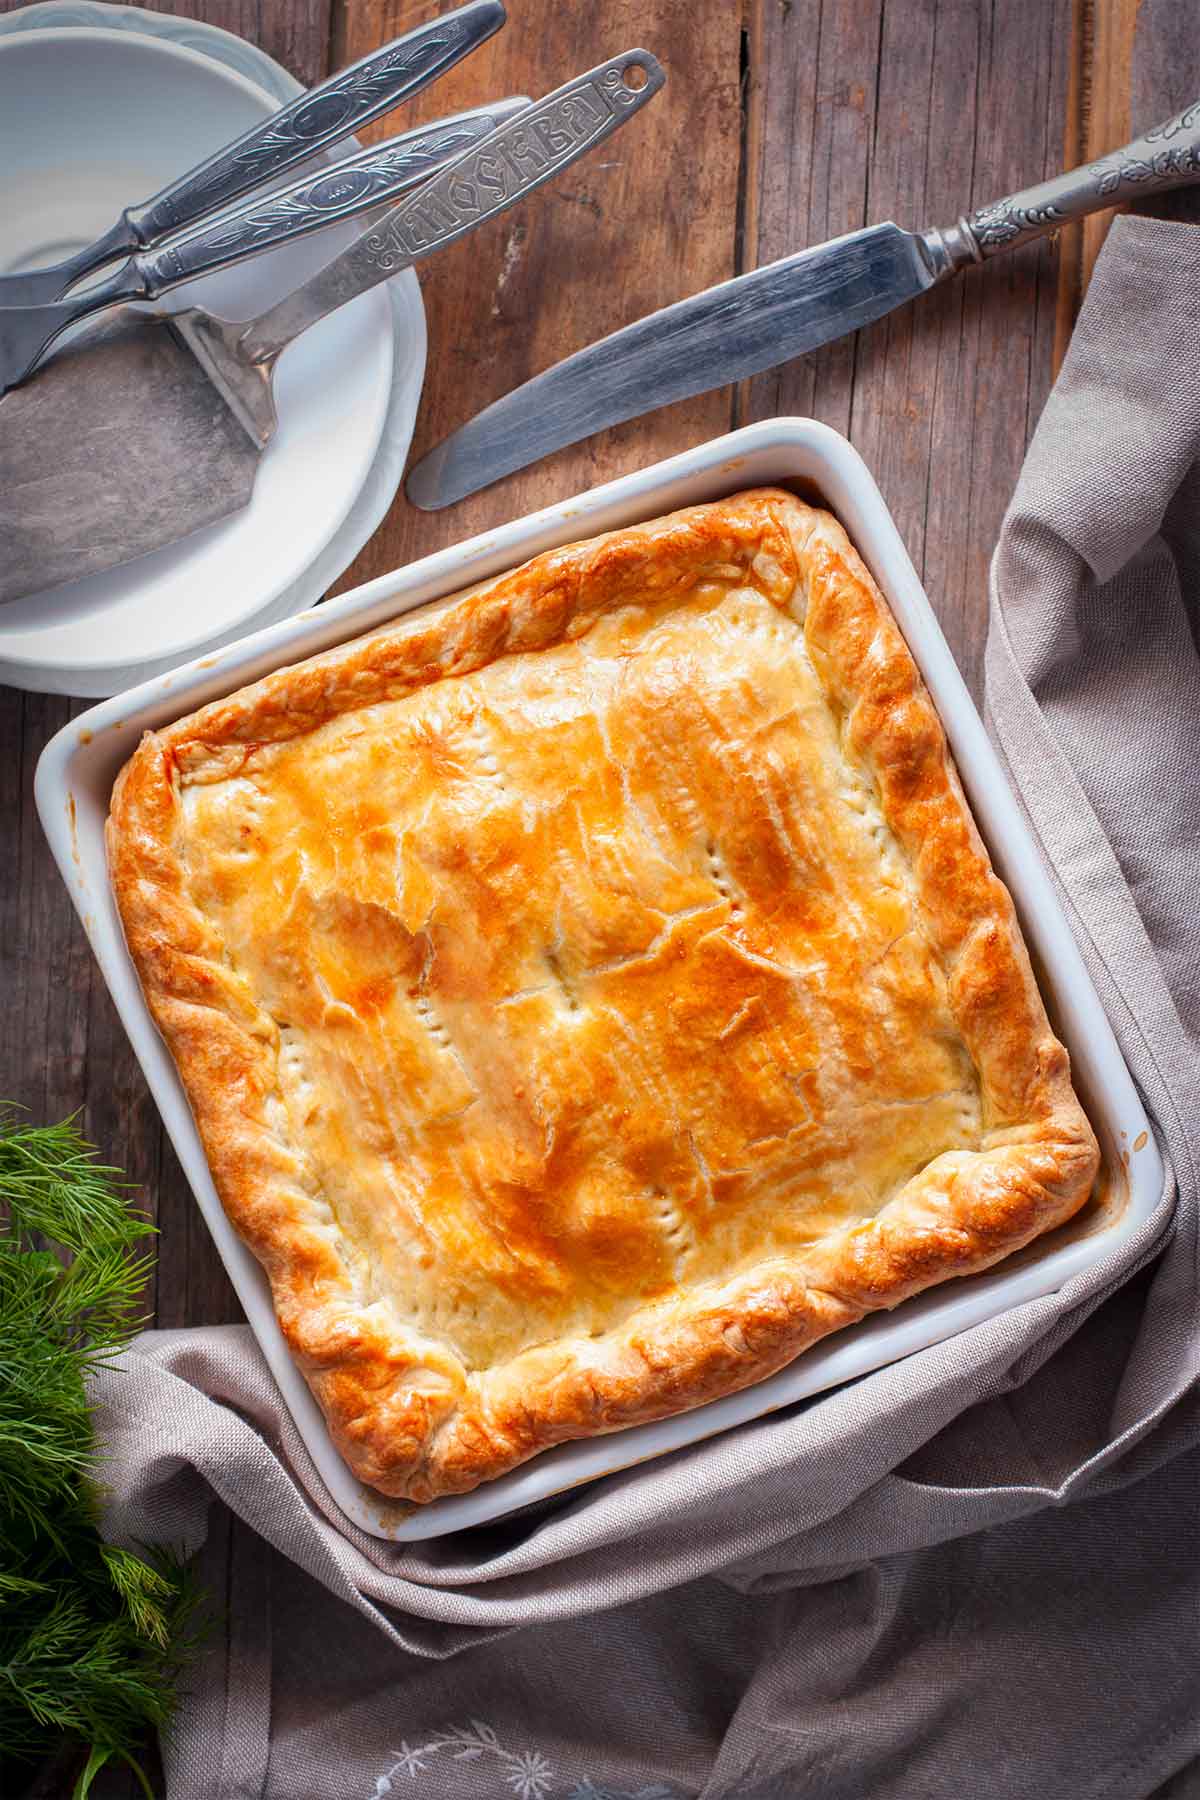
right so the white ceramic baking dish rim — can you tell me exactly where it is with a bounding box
[36,418,1163,1541]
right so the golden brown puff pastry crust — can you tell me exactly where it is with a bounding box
[107,491,1098,1503]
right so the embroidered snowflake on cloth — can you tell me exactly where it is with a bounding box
[503,1748,555,1799]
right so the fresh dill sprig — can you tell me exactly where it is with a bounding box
[0,1110,201,1799]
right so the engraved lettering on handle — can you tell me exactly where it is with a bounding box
[919,93,1200,276]
[361,63,642,273]
[129,0,504,243]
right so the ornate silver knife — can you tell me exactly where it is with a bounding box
[405,97,1200,509]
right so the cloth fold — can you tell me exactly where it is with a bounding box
[91,213,1200,1800]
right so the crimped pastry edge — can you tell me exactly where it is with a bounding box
[107,490,1099,1503]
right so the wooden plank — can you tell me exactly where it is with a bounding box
[1052,0,1138,375]
[0,0,333,82]
[1079,0,1137,294]
[1052,0,1090,378]
[1052,0,1200,378]
[741,0,884,444]
[118,0,333,87]
[329,0,746,591]
[745,0,1072,704]
[0,694,89,1133]
[1129,0,1200,226]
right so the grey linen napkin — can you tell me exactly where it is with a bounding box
[90,213,1200,1800]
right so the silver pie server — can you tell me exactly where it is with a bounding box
[0,96,528,604]
[0,17,514,395]
[405,93,1200,508]
[0,51,664,603]
[0,100,531,603]
[0,0,505,312]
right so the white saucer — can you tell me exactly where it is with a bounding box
[0,2,426,697]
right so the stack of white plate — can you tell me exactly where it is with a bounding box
[0,0,427,697]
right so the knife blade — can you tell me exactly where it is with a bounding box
[405,91,1200,509]
[406,224,934,509]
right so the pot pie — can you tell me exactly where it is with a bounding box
[108,490,1099,1503]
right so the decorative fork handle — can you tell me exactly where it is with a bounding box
[921,96,1200,274]
[129,0,505,245]
[140,99,530,288]
[1,0,506,305]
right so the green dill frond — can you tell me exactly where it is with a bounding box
[0,1570,49,1599]
[0,1109,202,1785]
[0,1110,148,1257]
[0,1555,198,1741]
[99,1546,184,1651]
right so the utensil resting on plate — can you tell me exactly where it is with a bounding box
[0,51,665,604]
[0,0,507,392]
[0,96,529,396]
[0,0,504,313]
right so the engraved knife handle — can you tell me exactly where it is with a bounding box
[138,99,530,293]
[126,0,506,247]
[921,95,1200,275]
[238,49,665,368]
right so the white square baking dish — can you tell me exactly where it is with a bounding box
[36,419,1162,1541]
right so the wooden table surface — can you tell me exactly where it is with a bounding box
[2,0,1197,1416]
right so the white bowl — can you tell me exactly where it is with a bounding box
[0,5,425,696]
[36,420,1162,1540]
